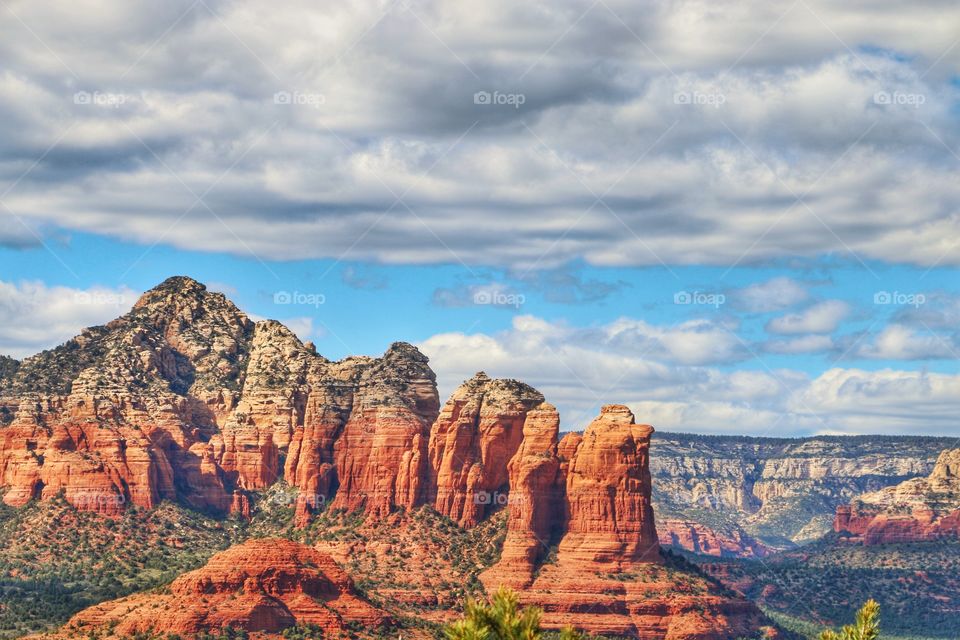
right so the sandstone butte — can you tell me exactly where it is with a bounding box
[62,538,390,637]
[0,276,771,639]
[834,447,960,544]
[482,405,766,638]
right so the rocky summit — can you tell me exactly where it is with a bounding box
[0,276,773,639]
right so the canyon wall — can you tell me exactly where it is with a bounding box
[650,432,950,555]
[834,448,960,544]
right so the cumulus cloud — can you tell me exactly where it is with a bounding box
[792,368,960,433]
[419,317,960,436]
[855,324,956,360]
[766,300,850,334]
[0,280,139,359]
[1,0,959,268]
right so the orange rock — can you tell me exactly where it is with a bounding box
[66,538,390,635]
[428,373,545,527]
[0,278,441,524]
[480,402,562,589]
[560,404,660,567]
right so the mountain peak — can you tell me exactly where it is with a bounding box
[134,275,208,308]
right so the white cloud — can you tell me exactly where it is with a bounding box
[0,280,139,359]
[792,368,960,433]
[855,324,955,360]
[0,0,958,268]
[766,300,850,334]
[421,317,960,436]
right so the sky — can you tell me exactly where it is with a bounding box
[0,0,958,437]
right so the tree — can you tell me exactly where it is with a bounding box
[445,587,582,640]
[819,600,880,640]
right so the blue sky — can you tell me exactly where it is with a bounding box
[2,231,957,436]
[1,0,958,436]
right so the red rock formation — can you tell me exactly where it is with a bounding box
[484,406,765,639]
[429,373,545,527]
[330,342,439,518]
[0,277,441,523]
[560,404,660,566]
[658,519,771,558]
[66,538,389,636]
[834,448,960,544]
[480,402,562,589]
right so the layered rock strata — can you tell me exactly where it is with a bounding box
[834,448,960,544]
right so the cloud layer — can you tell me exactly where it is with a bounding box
[2,0,959,269]
[419,316,960,436]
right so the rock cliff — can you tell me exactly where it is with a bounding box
[0,276,439,523]
[0,276,776,639]
[650,432,950,554]
[482,406,765,639]
[834,448,960,544]
[428,372,545,527]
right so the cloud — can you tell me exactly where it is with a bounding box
[512,264,628,304]
[0,280,139,359]
[792,368,960,433]
[855,324,956,360]
[419,317,960,436]
[1,0,959,269]
[891,291,960,329]
[766,300,850,334]
[729,277,810,312]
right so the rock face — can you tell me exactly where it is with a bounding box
[481,406,765,639]
[0,276,440,523]
[66,538,389,635]
[834,448,960,544]
[0,276,773,639]
[658,519,771,558]
[651,433,950,554]
[559,405,660,566]
[479,402,563,589]
[428,373,545,527]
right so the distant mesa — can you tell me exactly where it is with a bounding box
[834,448,960,544]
